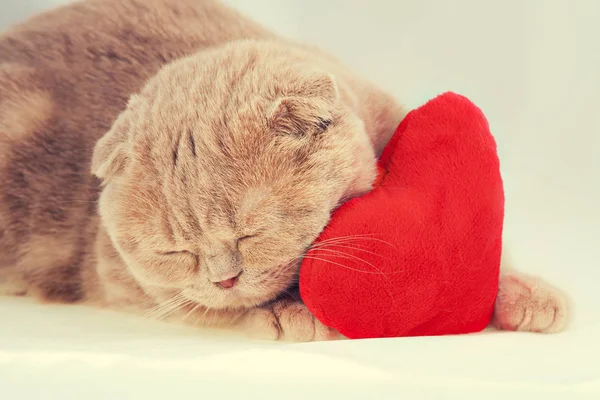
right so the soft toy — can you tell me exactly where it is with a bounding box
[299,92,505,339]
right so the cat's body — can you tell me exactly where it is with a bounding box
[0,0,568,340]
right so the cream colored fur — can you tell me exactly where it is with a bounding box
[0,0,569,340]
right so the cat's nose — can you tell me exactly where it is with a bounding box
[205,253,242,289]
[215,273,240,289]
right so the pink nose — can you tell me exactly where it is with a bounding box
[216,275,239,289]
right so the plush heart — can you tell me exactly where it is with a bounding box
[299,92,505,339]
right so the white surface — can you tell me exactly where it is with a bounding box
[1,0,599,399]
[1,298,599,399]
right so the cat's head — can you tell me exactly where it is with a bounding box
[92,41,377,310]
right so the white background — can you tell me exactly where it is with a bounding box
[1,0,599,398]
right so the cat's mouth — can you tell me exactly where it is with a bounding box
[214,275,239,289]
[175,258,302,310]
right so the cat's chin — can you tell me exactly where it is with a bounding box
[181,285,283,311]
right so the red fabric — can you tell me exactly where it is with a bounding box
[299,92,504,339]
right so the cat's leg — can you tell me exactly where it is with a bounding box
[160,294,338,341]
[491,248,570,333]
[238,298,340,342]
[0,63,54,299]
[0,63,86,303]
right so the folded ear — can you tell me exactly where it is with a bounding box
[290,72,339,104]
[268,73,339,137]
[91,108,132,181]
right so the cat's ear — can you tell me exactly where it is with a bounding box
[292,72,339,104]
[91,108,132,181]
[268,73,339,137]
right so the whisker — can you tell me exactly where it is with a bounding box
[143,292,185,319]
[313,235,396,249]
[300,253,404,275]
[308,248,378,270]
[306,249,395,293]
[197,306,213,326]
[158,298,194,320]
[302,255,389,275]
[318,233,379,240]
[182,303,203,322]
[309,248,398,295]
[156,298,191,320]
[310,242,391,260]
[207,308,220,327]
[302,254,398,306]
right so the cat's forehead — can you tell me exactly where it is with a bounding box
[240,186,269,209]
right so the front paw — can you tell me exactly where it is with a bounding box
[492,273,569,333]
[240,300,340,342]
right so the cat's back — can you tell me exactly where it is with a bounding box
[0,0,271,139]
[0,0,270,299]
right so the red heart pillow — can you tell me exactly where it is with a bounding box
[299,92,504,339]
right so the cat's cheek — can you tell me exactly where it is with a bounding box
[124,253,196,288]
[237,242,282,268]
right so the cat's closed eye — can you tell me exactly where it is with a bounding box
[237,234,258,244]
[161,250,199,266]
[162,250,197,257]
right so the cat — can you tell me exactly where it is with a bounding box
[0,0,569,341]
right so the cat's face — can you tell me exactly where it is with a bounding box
[93,42,377,310]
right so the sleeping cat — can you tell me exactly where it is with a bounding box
[0,0,569,340]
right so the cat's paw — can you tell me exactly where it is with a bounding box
[492,273,569,333]
[241,300,339,342]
